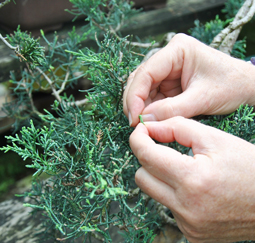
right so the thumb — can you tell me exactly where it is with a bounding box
[141,89,202,122]
[130,116,213,188]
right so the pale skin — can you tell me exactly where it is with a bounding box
[123,33,255,242]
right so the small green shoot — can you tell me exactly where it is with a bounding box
[139,115,144,125]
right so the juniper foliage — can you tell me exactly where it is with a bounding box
[1,1,161,242]
[1,0,255,242]
[201,105,255,142]
[222,0,245,19]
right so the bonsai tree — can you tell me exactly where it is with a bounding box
[0,0,255,242]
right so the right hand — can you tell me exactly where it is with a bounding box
[130,117,255,242]
[123,33,255,126]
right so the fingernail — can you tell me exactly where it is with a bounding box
[141,114,157,122]
[128,112,132,126]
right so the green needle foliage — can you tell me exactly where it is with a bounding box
[7,26,45,68]
[1,1,160,241]
[2,32,159,240]
[201,104,255,142]
[68,0,138,35]
[0,0,255,242]
[222,0,245,19]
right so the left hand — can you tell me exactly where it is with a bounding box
[129,117,255,243]
[123,34,255,127]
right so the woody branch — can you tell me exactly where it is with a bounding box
[210,0,255,55]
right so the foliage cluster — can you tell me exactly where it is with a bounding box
[222,0,248,19]
[0,0,255,242]
[7,26,45,68]
[201,105,255,142]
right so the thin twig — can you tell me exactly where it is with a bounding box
[91,18,106,31]
[0,33,27,63]
[141,32,176,63]
[128,187,140,198]
[35,67,62,103]
[0,0,12,9]
[115,14,125,32]
[70,98,89,107]
[94,18,160,48]
[110,154,131,181]
[125,40,160,48]
[0,33,18,51]
[36,67,88,108]
[130,51,145,57]
[142,48,161,63]
[56,69,70,96]
[22,77,37,113]
[35,67,90,107]
[111,24,160,48]
[118,51,123,64]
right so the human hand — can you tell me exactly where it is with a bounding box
[123,33,255,126]
[130,117,255,242]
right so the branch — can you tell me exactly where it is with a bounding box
[0,33,18,51]
[36,67,90,107]
[35,67,62,103]
[128,187,140,199]
[141,32,176,63]
[0,0,12,9]
[93,18,160,48]
[21,75,37,114]
[56,68,70,96]
[0,33,27,62]
[142,48,161,63]
[57,230,104,242]
[125,40,160,48]
[210,0,255,54]
[69,98,89,107]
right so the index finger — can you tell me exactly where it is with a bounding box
[129,122,193,189]
[124,50,174,126]
[123,34,188,126]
